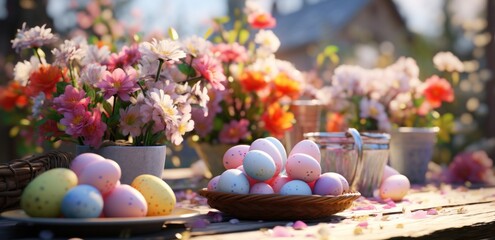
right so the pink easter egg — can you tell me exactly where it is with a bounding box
[264,137,288,169]
[380,174,410,201]
[249,139,283,176]
[70,153,106,177]
[313,173,343,196]
[79,159,121,195]
[289,140,321,163]
[324,172,349,192]
[223,145,250,170]
[285,153,321,182]
[269,175,292,193]
[381,165,400,184]
[103,184,147,217]
[207,176,221,191]
[249,182,274,194]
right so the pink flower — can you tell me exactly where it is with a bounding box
[11,23,57,53]
[191,108,214,137]
[445,151,495,185]
[98,68,138,101]
[122,45,141,67]
[192,55,226,91]
[211,43,248,63]
[247,12,276,29]
[119,105,142,137]
[53,85,89,113]
[218,119,250,144]
[59,105,91,136]
[81,110,107,148]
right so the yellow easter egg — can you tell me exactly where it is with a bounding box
[131,174,176,216]
[20,168,78,217]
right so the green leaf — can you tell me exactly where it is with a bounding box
[239,29,250,45]
[214,16,230,25]
[227,30,237,43]
[316,53,325,67]
[102,100,113,115]
[203,28,214,40]
[56,82,70,96]
[324,45,339,55]
[178,63,197,77]
[168,27,179,40]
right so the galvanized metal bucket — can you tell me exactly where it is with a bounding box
[305,130,390,197]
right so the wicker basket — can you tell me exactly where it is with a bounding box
[0,151,74,211]
[199,189,361,220]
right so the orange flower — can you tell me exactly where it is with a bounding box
[26,65,67,99]
[326,113,347,132]
[273,73,301,101]
[0,82,28,111]
[248,12,276,29]
[239,71,268,92]
[262,103,294,138]
[422,75,454,108]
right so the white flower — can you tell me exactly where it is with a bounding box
[255,30,280,53]
[433,51,464,72]
[316,86,349,112]
[79,63,107,86]
[82,45,110,66]
[11,23,57,53]
[119,105,143,137]
[182,35,212,57]
[13,56,42,86]
[167,113,194,145]
[190,82,210,109]
[140,38,186,63]
[360,98,386,119]
[332,65,365,95]
[52,39,86,67]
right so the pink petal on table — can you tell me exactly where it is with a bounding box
[272,226,293,237]
[427,209,438,215]
[352,205,376,211]
[410,210,428,219]
[293,220,308,230]
[357,221,368,228]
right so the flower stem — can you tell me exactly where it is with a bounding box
[155,58,164,82]
[69,61,76,87]
[33,47,42,63]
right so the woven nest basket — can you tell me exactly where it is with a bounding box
[199,189,360,220]
[0,151,74,211]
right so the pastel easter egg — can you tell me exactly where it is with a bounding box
[249,139,283,176]
[382,165,400,184]
[103,184,147,217]
[289,140,321,163]
[207,176,221,191]
[313,173,343,196]
[249,182,274,194]
[269,175,292,193]
[223,145,250,170]
[243,150,277,181]
[131,174,176,216]
[285,153,321,182]
[70,153,106,177]
[21,168,78,217]
[264,137,288,170]
[280,180,312,196]
[324,172,349,192]
[379,174,410,201]
[79,159,121,196]
[218,169,250,194]
[236,165,258,186]
[61,185,103,218]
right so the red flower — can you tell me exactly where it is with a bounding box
[248,12,276,29]
[422,75,454,108]
[0,82,28,111]
[239,71,268,92]
[26,65,67,99]
[262,103,294,138]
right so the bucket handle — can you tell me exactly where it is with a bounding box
[346,128,364,191]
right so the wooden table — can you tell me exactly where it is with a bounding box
[1,173,494,239]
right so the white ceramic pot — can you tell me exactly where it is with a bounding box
[76,145,167,185]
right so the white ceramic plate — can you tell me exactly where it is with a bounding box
[0,207,199,227]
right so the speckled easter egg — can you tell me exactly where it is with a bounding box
[249,182,274,194]
[223,145,250,170]
[380,174,410,201]
[289,140,321,163]
[78,159,121,196]
[21,168,78,217]
[103,184,147,217]
[324,172,349,192]
[207,176,221,191]
[269,175,292,193]
[243,150,277,181]
[217,169,250,194]
[61,185,103,218]
[131,174,176,216]
[313,173,343,196]
[280,180,312,196]
[285,153,321,182]
[264,137,288,170]
[249,139,283,176]
[236,165,258,186]
[70,153,106,177]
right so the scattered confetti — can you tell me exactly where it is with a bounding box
[353,226,364,235]
[427,209,438,215]
[317,224,331,240]
[272,226,293,237]
[457,207,468,214]
[206,211,223,223]
[357,221,368,228]
[410,210,428,219]
[187,219,210,228]
[293,220,308,230]
[396,223,404,229]
[229,219,240,224]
